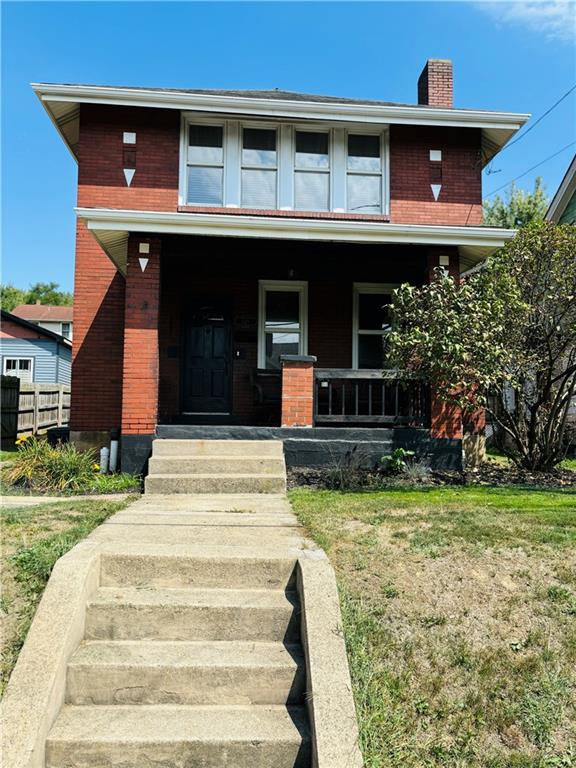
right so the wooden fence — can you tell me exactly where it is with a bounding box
[1,376,71,443]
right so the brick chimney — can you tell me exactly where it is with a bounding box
[417,59,453,108]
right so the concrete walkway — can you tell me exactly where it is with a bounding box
[43,493,321,767]
[3,441,362,768]
[0,493,133,509]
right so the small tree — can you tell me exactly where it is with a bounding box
[26,282,73,306]
[387,221,576,471]
[483,177,548,228]
[0,284,27,311]
[0,281,73,311]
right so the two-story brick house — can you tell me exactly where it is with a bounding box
[34,59,528,473]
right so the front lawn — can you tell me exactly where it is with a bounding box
[290,486,576,767]
[0,497,135,696]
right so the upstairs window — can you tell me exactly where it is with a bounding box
[181,118,388,214]
[347,134,382,213]
[242,128,277,209]
[294,131,330,211]
[187,125,224,205]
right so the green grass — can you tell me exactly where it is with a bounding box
[0,448,18,462]
[290,486,576,555]
[1,497,136,695]
[290,486,576,767]
[486,448,576,473]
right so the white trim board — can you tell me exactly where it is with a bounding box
[32,83,529,167]
[78,206,515,244]
[77,206,516,275]
[32,83,529,130]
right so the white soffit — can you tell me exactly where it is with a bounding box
[77,207,515,274]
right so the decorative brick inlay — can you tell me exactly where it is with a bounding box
[121,236,161,435]
[281,357,316,427]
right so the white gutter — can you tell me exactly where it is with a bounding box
[546,154,576,223]
[76,207,516,248]
[33,83,529,131]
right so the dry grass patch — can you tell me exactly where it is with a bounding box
[290,486,576,767]
[1,497,135,695]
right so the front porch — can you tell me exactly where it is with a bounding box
[118,233,472,474]
[156,235,447,427]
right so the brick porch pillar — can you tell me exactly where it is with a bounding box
[427,249,464,440]
[121,236,161,473]
[280,355,317,427]
[462,406,487,467]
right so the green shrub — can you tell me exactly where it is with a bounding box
[381,448,416,474]
[5,438,139,494]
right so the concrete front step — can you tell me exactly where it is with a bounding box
[66,640,305,705]
[46,704,310,768]
[145,473,287,495]
[149,455,285,475]
[100,549,298,589]
[109,512,299,527]
[152,439,285,457]
[95,522,301,548]
[86,587,300,642]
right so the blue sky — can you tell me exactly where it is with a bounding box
[2,1,575,292]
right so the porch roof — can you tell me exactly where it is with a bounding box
[76,206,516,275]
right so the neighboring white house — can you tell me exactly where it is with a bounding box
[11,303,73,340]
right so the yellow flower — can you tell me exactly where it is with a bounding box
[93,463,100,471]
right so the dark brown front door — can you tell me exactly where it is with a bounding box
[182,298,232,414]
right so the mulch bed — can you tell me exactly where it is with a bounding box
[287,462,576,491]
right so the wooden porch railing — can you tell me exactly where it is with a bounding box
[314,369,430,427]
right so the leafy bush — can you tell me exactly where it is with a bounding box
[5,438,139,494]
[381,448,416,474]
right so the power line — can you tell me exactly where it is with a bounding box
[502,84,576,153]
[485,141,576,197]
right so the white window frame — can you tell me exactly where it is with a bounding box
[240,122,280,210]
[345,127,389,215]
[179,116,228,208]
[292,126,332,212]
[352,282,399,369]
[179,114,389,215]
[258,280,308,368]
[3,357,34,382]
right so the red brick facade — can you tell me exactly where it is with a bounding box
[121,237,161,434]
[70,90,482,443]
[70,221,125,433]
[390,125,482,226]
[281,359,316,427]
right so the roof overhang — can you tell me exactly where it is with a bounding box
[546,154,576,223]
[76,207,516,275]
[34,83,529,166]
